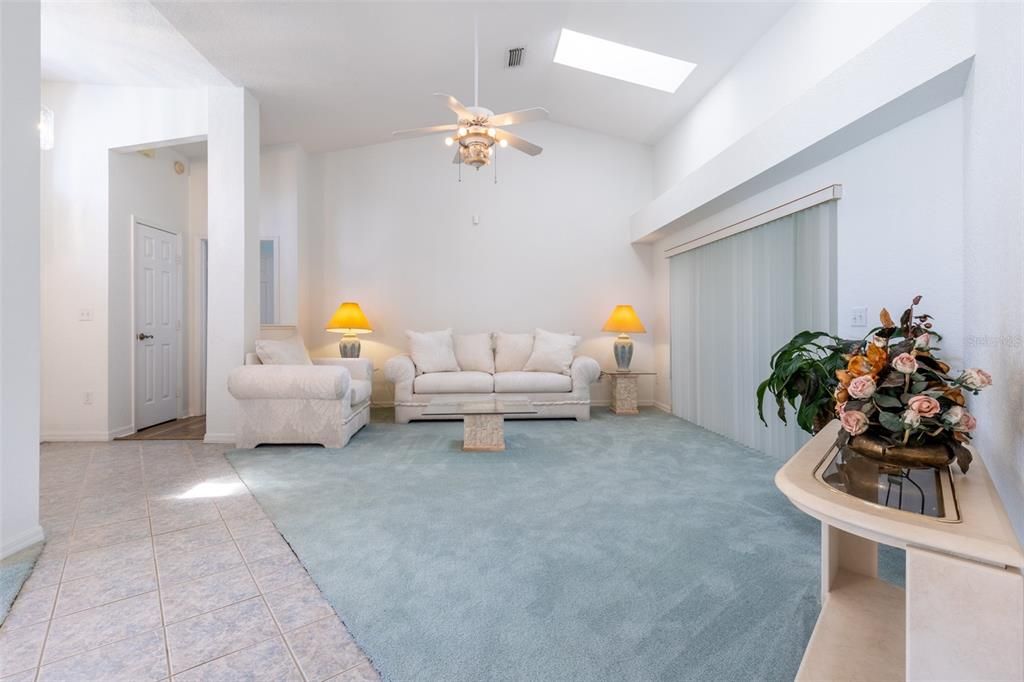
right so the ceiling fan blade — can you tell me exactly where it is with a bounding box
[392,124,458,139]
[488,107,549,127]
[494,130,542,156]
[434,93,474,121]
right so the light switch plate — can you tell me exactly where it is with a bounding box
[850,306,868,328]
[79,308,93,322]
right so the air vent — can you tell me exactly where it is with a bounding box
[507,47,525,68]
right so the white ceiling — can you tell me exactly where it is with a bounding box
[41,1,230,88]
[42,1,792,151]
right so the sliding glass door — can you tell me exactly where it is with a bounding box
[669,201,837,459]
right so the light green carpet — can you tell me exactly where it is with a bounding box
[0,542,42,625]
[228,409,902,681]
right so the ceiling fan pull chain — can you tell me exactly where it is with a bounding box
[493,145,498,184]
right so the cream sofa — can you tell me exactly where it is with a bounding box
[384,349,600,424]
[228,354,372,448]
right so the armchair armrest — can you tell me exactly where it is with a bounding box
[313,357,373,381]
[384,354,416,385]
[571,356,601,389]
[228,365,351,401]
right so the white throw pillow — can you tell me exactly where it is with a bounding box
[523,328,581,375]
[454,333,495,374]
[255,335,312,366]
[494,332,535,373]
[406,329,460,374]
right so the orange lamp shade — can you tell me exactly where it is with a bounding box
[325,302,373,334]
[601,305,646,334]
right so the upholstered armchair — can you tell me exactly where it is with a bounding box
[228,355,372,448]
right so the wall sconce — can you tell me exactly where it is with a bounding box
[38,107,54,151]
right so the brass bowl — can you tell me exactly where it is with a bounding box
[848,433,955,469]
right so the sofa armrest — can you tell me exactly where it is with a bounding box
[571,356,601,390]
[228,365,351,401]
[384,354,416,385]
[313,357,373,381]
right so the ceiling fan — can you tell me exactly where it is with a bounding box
[392,21,548,170]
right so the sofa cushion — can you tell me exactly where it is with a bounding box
[454,333,494,373]
[414,371,494,394]
[494,371,572,393]
[255,335,312,366]
[523,328,581,375]
[349,379,372,406]
[494,332,534,373]
[406,329,460,374]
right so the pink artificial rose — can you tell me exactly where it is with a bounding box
[961,368,993,390]
[891,353,918,374]
[942,406,963,425]
[914,333,931,349]
[902,409,921,429]
[840,409,869,436]
[959,410,977,432]
[907,395,941,417]
[847,375,876,400]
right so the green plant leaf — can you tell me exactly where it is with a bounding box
[878,411,905,432]
[872,394,903,409]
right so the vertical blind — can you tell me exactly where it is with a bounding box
[669,201,837,459]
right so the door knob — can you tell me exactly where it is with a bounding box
[137,333,153,341]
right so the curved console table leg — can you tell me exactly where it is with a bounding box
[822,523,878,601]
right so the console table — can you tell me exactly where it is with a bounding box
[776,421,1023,681]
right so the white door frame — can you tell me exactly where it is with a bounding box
[130,215,185,432]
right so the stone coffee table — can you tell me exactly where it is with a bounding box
[422,398,537,451]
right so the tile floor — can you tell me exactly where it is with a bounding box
[0,440,379,681]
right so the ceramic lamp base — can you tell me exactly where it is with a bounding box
[613,334,633,371]
[339,335,361,358]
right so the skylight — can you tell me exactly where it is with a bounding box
[552,29,696,94]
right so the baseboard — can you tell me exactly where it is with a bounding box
[653,401,672,414]
[41,431,116,442]
[1,524,44,559]
[41,425,137,442]
[203,432,236,445]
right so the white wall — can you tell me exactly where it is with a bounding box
[0,0,43,558]
[260,144,304,325]
[302,121,655,405]
[652,1,927,195]
[107,147,191,435]
[651,100,964,409]
[962,1,1024,539]
[40,83,207,440]
[203,87,260,443]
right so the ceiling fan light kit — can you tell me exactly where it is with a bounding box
[392,18,548,182]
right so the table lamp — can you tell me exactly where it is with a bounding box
[325,302,373,358]
[602,305,646,371]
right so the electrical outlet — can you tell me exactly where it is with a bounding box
[79,308,93,322]
[850,306,868,328]
[83,391,93,405]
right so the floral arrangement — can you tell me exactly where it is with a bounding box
[834,296,991,472]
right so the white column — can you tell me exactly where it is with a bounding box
[0,0,43,557]
[204,87,260,442]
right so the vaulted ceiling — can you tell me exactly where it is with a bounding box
[42,1,792,151]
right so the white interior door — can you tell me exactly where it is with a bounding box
[135,222,179,430]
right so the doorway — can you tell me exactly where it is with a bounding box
[133,220,180,430]
[260,238,279,324]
